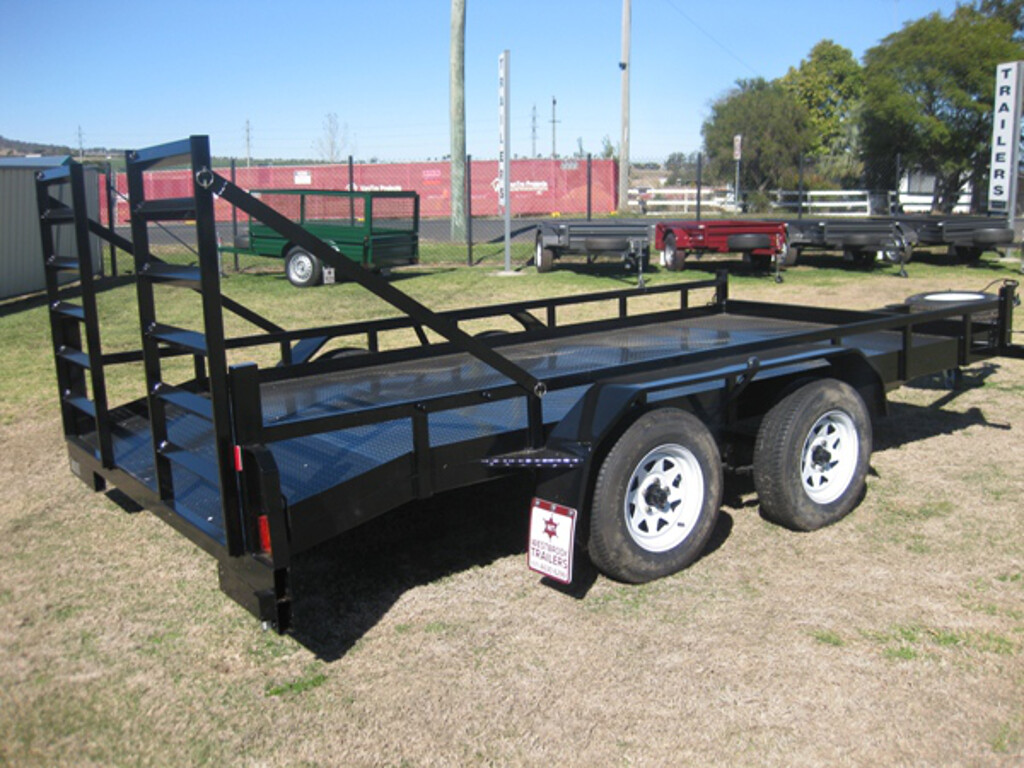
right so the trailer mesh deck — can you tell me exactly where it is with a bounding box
[82,311,956,541]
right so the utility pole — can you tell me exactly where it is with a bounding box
[77,125,84,159]
[550,97,560,158]
[618,0,631,214]
[450,0,467,241]
[245,119,252,167]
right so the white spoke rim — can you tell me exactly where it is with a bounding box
[800,410,858,504]
[623,444,704,553]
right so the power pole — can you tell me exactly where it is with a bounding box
[550,96,560,158]
[618,0,631,214]
[245,119,251,167]
[77,125,84,158]
[450,0,467,241]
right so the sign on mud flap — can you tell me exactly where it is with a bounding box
[528,498,577,584]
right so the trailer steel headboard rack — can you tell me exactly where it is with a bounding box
[37,136,1021,634]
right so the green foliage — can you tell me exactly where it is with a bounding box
[781,40,864,158]
[664,150,702,186]
[701,78,815,191]
[860,7,1024,211]
[977,0,1024,36]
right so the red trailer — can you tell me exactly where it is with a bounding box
[655,220,789,272]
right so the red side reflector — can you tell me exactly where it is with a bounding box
[234,445,243,472]
[257,515,272,554]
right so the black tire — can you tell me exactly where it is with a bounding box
[839,233,876,247]
[745,252,772,271]
[949,244,983,264]
[753,379,872,532]
[584,236,630,253]
[845,249,874,268]
[588,408,722,583]
[285,246,322,287]
[782,244,800,267]
[662,232,685,271]
[905,290,998,322]
[728,233,772,252]
[316,347,369,362]
[535,234,556,273]
[972,227,1013,246]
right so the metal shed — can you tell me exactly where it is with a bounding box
[0,156,101,299]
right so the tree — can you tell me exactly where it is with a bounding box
[860,7,1024,212]
[781,40,863,157]
[664,151,701,186]
[977,0,1024,36]
[315,113,347,163]
[701,78,815,198]
[450,0,467,241]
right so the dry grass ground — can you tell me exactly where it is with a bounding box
[1,250,1022,766]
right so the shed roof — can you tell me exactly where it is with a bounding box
[0,156,72,169]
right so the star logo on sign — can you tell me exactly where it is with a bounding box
[543,516,559,539]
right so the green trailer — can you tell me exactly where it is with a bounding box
[235,188,419,287]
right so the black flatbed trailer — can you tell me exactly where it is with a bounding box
[895,214,1015,263]
[534,219,653,273]
[784,217,915,271]
[36,137,1022,634]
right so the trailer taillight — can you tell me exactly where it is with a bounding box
[257,515,272,555]
[234,445,243,472]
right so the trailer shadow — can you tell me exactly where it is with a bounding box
[288,473,536,661]
[874,365,1012,452]
[0,274,137,319]
[287,470,738,661]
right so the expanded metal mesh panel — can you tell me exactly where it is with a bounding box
[102,405,226,544]
[260,314,827,426]
[271,421,415,502]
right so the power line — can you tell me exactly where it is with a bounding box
[658,0,760,77]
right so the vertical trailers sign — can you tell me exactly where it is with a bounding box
[989,61,1023,218]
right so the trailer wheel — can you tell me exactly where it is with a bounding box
[584,236,630,253]
[728,233,772,252]
[973,227,1014,246]
[662,232,684,271]
[535,234,556,273]
[949,244,983,264]
[753,379,871,531]
[588,409,722,583]
[744,252,772,271]
[783,245,801,267]
[285,247,323,287]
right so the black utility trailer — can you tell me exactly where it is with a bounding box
[785,218,915,272]
[534,220,653,273]
[896,215,1015,263]
[37,137,1021,632]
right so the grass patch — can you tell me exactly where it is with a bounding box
[863,623,1019,661]
[811,629,845,647]
[265,669,328,697]
[991,720,1023,754]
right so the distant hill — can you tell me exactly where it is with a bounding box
[0,135,77,157]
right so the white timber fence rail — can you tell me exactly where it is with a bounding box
[773,190,876,217]
[627,186,733,215]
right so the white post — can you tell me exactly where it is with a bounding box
[618,0,630,214]
[499,50,512,272]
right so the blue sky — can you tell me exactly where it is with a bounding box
[0,0,960,162]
